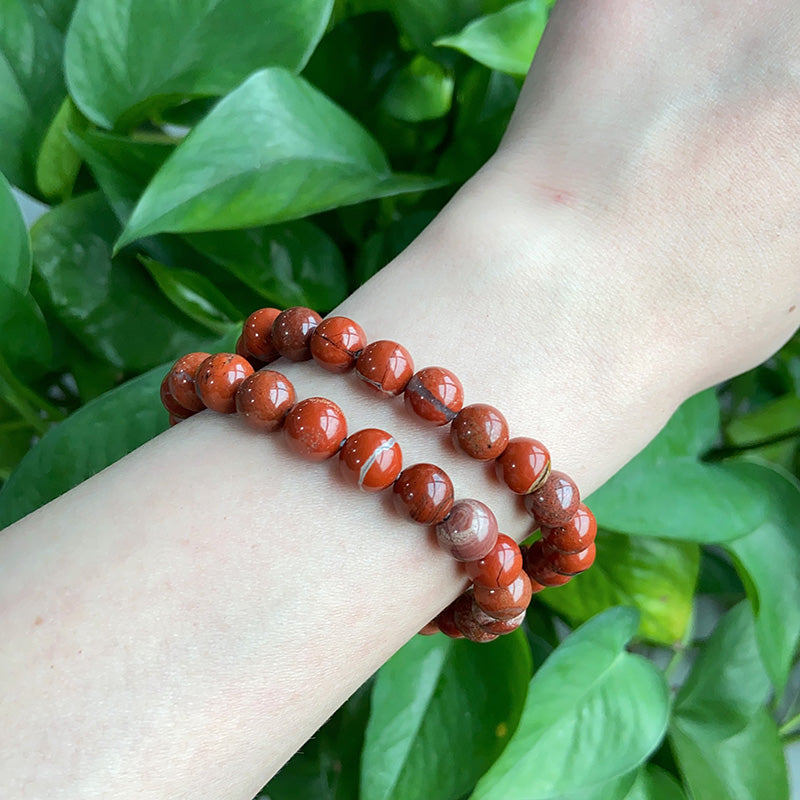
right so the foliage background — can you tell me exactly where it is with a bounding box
[1,0,799,797]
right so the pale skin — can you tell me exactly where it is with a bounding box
[1,1,799,797]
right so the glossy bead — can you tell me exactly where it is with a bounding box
[524,470,580,527]
[235,370,296,432]
[160,374,193,418]
[543,542,597,575]
[236,335,265,370]
[392,463,454,525]
[167,352,210,412]
[435,601,464,639]
[242,307,281,362]
[453,594,499,643]
[464,533,523,589]
[435,499,498,561]
[310,316,367,373]
[540,504,597,553]
[494,437,551,494]
[404,367,464,425]
[355,340,414,396]
[339,428,403,492]
[480,611,526,635]
[195,353,254,414]
[524,541,573,587]
[451,403,509,460]
[284,397,347,461]
[271,306,322,361]
[419,620,439,636]
[474,571,533,620]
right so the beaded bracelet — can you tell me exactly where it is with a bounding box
[160,305,598,642]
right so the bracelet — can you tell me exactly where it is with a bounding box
[160,306,597,643]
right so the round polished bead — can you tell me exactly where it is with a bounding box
[310,316,367,373]
[235,370,296,432]
[167,352,210,413]
[474,571,532,620]
[284,397,347,461]
[480,611,526,635]
[435,499,498,561]
[195,353,254,414]
[271,306,322,361]
[435,601,464,639]
[494,437,551,494]
[168,413,183,427]
[524,541,573,587]
[540,504,597,553]
[355,340,415,396]
[339,428,403,491]
[242,307,281,362]
[392,463,454,525]
[543,542,597,575]
[404,367,464,425]
[160,374,193,418]
[464,533,523,589]
[451,403,509,461]
[524,470,581,527]
[453,594,499,643]
[235,335,265,370]
[419,620,439,636]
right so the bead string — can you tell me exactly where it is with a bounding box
[160,306,598,643]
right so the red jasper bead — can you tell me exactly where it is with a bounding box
[544,542,597,575]
[419,620,439,636]
[235,370,296,432]
[242,307,281,362]
[339,428,403,492]
[524,470,580,527]
[168,413,183,427]
[435,600,464,639]
[435,499,498,561]
[524,541,573,587]
[310,316,367,373]
[284,397,347,461]
[480,611,526,635]
[474,571,532,620]
[236,335,265,370]
[404,367,464,425]
[452,594,499,643]
[392,463,454,525]
[495,437,551,494]
[451,403,509,461]
[195,353,254,414]
[355,340,414,396]
[167,352,210,413]
[271,306,322,361]
[160,374,193,418]
[540,504,597,553]
[465,533,523,589]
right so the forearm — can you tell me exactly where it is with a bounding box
[0,167,688,799]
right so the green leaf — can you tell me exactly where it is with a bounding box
[540,531,699,645]
[37,0,78,32]
[0,280,52,378]
[382,55,454,122]
[472,608,670,800]
[0,172,32,292]
[361,631,531,800]
[435,0,548,76]
[139,257,242,335]
[35,96,87,200]
[116,68,438,248]
[65,0,335,129]
[724,461,800,693]
[188,222,347,311]
[31,192,209,372]
[622,766,687,800]
[724,393,800,467]
[0,0,66,193]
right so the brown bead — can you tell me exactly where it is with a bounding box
[524,541,573,587]
[452,594,499,643]
[494,437,551,494]
[195,353,254,414]
[474,571,532,620]
[160,375,193,418]
[392,463,454,525]
[419,620,439,636]
[543,542,597,575]
[451,403,509,460]
[284,397,347,461]
[435,601,464,639]
[242,307,281,362]
[464,533,523,589]
[404,367,464,425]
[435,499,498,561]
[310,316,367,373]
[235,370,296,432]
[271,306,322,361]
[168,413,183,427]
[524,470,581,527]
[236,335,265,370]
[339,428,403,492]
[167,352,210,413]
[355,340,414,396]
[540,504,597,553]
[480,611,526,635]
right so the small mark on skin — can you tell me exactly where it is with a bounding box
[33,616,43,626]
[790,305,796,313]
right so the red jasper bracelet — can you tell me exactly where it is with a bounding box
[160,305,598,642]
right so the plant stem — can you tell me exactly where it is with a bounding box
[703,427,800,461]
[779,711,800,739]
[0,355,64,435]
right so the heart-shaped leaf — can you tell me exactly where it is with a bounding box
[622,766,687,800]
[0,172,31,292]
